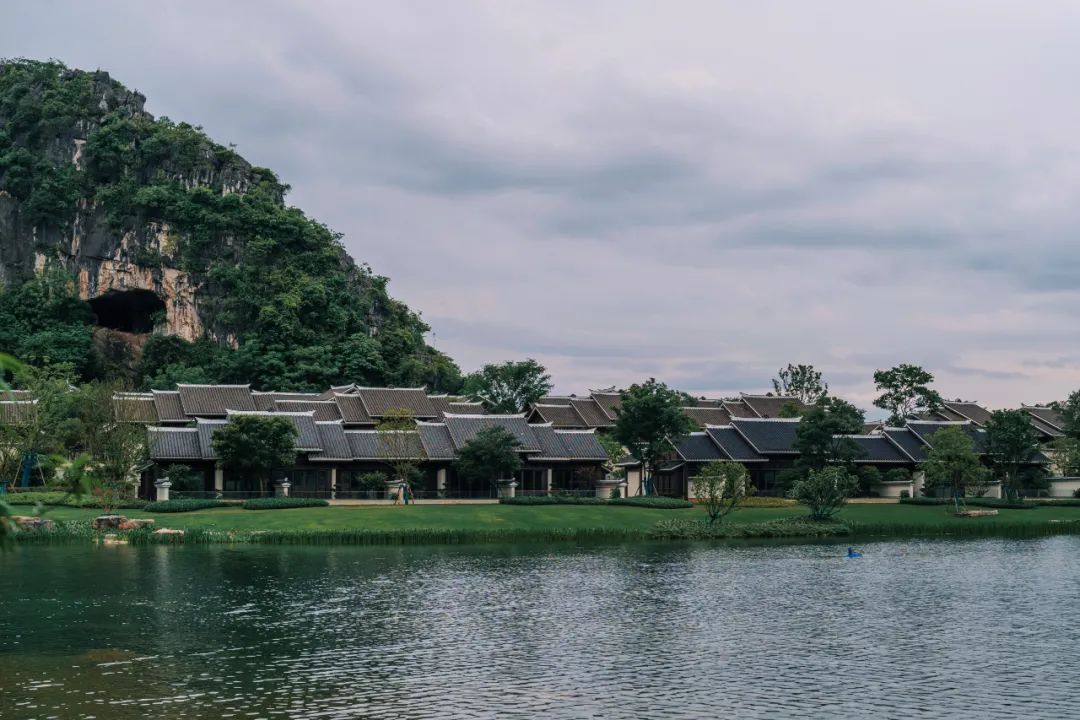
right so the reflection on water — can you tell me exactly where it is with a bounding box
[3,538,1080,719]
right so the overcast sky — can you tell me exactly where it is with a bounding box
[6,1,1080,413]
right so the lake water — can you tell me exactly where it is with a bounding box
[2,537,1080,719]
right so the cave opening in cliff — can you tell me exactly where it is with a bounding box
[88,289,166,334]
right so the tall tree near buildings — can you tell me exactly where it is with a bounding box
[922,426,987,509]
[793,397,865,471]
[613,379,694,495]
[1058,388,1080,439]
[461,359,552,414]
[377,408,425,500]
[872,364,944,426]
[983,409,1038,500]
[212,415,297,494]
[772,363,829,404]
[453,426,522,493]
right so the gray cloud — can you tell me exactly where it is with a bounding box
[6,0,1080,408]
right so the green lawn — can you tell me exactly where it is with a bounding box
[37,502,1080,537]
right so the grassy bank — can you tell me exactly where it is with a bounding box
[11,502,1080,546]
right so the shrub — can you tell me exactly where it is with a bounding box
[737,496,797,508]
[609,496,693,509]
[900,497,1037,509]
[899,490,911,499]
[143,499,234,513]
[1074,487,1080,499]
[788,467,858,520]
[500,495,606,505]
[2,491,146,509]
[242,497,329,510]
[497,495,692,508]
[162,464,203,492]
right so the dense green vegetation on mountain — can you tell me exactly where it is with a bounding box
[0,59,461,391]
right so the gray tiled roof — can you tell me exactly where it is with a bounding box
[740,394,809,418]
[730,418,801,454]
[444,414,541,453]
[417,423,456,460]
[673,433,727,462]
[448,401,486,415]
[226,411,322,451]
[196,419,227,459]
[591,392,622,420]
[530,403,587,428]
[252,392,276,412]
[1023,406,1065,437]
[570,398,613,427]
[553,430,608,461]
[528,425,608,461]
[311,422,351,461]
[683,406,732,427]
[848,435,912,463]
[723,400,758,419]
[334,394,374,424]
[344,430,425,460]
[148,427,201,460]
[357,387,438,418]
[112,394,158,423]
[0,401,36,425]
[152,391,187,423]
[906,421,986,452]
[177,384,255,416]
[0,389,31,401]
[275,400,342,422]
[883,428,929,462]
[530,424,568,458]
[942,402,993,426]
[704,426,766,462]
[318,384,356,401]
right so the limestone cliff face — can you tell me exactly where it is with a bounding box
[0,68,237,343]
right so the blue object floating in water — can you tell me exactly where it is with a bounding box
[847,547,862,558]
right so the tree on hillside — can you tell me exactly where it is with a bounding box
[922,426,987,509]
[213,415,297,494]
[461,359,552,414]
[872,364,944,426]
[694,461,753,524]
[772,363,829,404]
[984,409,1039,500]
[789,466,858,521]
[454,426,522,491]
[377,408,425,500]
[794,397,865,471]
[613,379,694,496]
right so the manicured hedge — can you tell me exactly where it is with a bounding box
[736,496,798,508]
[143,499,235,513]
[242,497,329,510]
[900,497,1037,510]
[499,495,693,508]
[499,495,607,505]
[1036,498,1080,506]
[609,496,694,509]
[2,491,147,509]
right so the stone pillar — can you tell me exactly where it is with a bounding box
[274,479,291,497]
[437,468,447,492]
[545,468,553,495]
[154,478,172,503]
[330,468,337,501]
[497,479,518,499]
[594,475,621,500]
[214,467,224,493]
[912,470,925,497]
